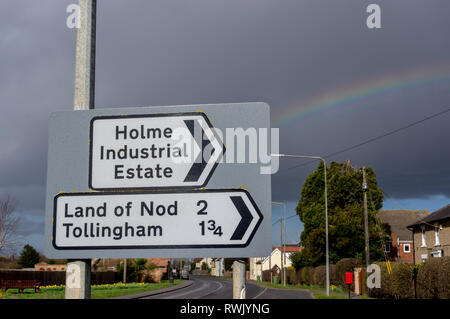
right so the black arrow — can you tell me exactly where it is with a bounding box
[183,119,215,182]
[230,196,254,240]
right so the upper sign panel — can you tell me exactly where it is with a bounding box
[89,112,224,190]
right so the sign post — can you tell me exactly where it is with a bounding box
[66,0,96,299]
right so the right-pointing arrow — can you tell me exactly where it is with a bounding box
[230,196,254,240]
[183,119,213,183]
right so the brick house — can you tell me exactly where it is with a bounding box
[408,204,450,264]
[146,258,170,273]
[378,209,430,263]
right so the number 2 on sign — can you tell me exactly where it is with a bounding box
[197,200,223,236]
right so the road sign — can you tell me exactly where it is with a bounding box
[52,189,262,250]
[44,102,272,258]
[89,112,224,190]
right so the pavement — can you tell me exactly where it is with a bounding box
[118,275,313,299]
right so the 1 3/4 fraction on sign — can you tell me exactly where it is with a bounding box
[196,200,223,236]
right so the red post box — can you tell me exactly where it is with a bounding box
[345,272,353,285]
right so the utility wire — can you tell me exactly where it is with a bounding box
[279,107,450,172]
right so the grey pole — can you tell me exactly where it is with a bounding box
[272,201,286,286]
[74,0,96,110]
[362,166,370,295]
[283,202,287,286]
[271,154,330,296]
[232,259,246,299]
[280,218,283,285]
[66,0,96,300]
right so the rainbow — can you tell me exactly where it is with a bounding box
[272,63,450,127]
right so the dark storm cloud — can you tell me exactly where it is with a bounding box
[1,0,449,251]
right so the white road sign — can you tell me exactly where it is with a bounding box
[52,189,263,250]
[89,112,224,190]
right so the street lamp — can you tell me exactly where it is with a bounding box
[271,153,330,296]
[272,201,287,286]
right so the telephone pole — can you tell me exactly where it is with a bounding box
[65,0,96,299]
[362,166,370,295]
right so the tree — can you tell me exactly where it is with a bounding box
[18,244,40,268]
[294,161,388,268]
[0,194,23,255]
[224,258,234,271]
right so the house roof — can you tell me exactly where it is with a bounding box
[408,204,450,228]
[378,209,430,240]
[193,258,203,263]
[272,246,301,253]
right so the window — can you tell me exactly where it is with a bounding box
[434,223,440,246]
[421,225,426,247]
[384,243,391,253]
[403,244,411,253]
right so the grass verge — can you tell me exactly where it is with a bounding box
[0,280,183,299]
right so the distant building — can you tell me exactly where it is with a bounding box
[34,262,66,271]
[249,244,301,281]
[146,258,170,273]
[210,258,224,277]
[408,204,450,264]
[378,209,430,263]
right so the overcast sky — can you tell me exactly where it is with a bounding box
[1,0,449,253]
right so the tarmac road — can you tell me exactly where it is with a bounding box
[141,275,313,299]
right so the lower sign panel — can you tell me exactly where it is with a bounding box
[52,189,263,250]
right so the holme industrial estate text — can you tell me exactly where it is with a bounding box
[98,124,193,180]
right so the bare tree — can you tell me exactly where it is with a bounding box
[0,194,23,255]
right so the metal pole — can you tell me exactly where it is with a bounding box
[362,166,370,295]
[323,159,330,297]
[66,0,96,300]
[271,154,330,296]
[283,202,287,286]
[232,259,246,299]
[272,201,285,285]
[280,218,283,285]
[74,0,96,109]
[269,248,272,283]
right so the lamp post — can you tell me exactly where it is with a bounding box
[272,201,287,286]
[271,153,330,296]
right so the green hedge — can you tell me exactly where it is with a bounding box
[416,257,450,299]
[335,258,363,290]
[370,262,414,299]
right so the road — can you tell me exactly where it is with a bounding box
[141,275,313,299]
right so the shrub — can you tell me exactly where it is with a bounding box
[417,257,450,299]
[287,268,299,285]
[300,266,314,285]
[391,262,414,298]
[313,265,327,287]
[371,262,413,299]
[329,264,338,285]
[335,258,363,289]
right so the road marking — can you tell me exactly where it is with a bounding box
[196,278,224,299]
[252,286,268,299]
